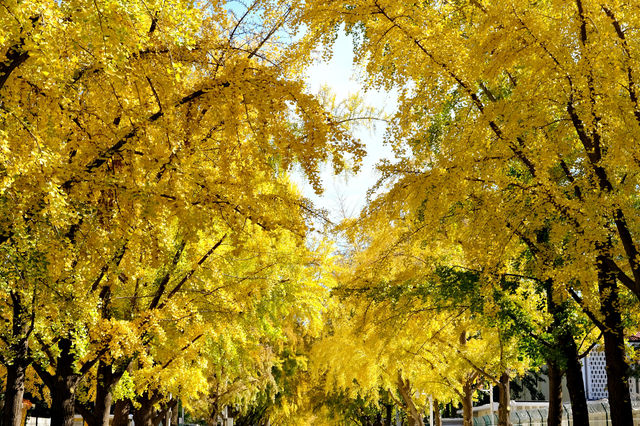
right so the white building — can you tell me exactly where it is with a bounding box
[582,333,640,400]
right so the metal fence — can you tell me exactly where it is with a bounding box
[472,400,640,426]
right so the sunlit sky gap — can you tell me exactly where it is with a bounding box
[300,31,398,222]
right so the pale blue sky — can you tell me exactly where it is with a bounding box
[298,31,397,223]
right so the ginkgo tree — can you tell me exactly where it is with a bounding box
[0,0,362,425]
[299,1,640,425]
[311,279,527,426]
[306,215,533,426]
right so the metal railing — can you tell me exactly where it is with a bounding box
[472,400,640,426]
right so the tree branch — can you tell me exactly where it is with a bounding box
[0,16,39,93]
[158,234,227,310]
[149,240,187,310]
[566,287,605,331]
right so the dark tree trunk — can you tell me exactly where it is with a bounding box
[49,338,81,426]
[94,360,115,426]
[598,256,633,426]
[3,358,28,426]
[2,292,32,426]
[94,284,115,426]
[546,278,564,426]
[133,392,161,426]
[547,279,590,426]
[374,412,382,426]
[159,400,178,426]
[112,399,131,426]
[133,402,154,426]
[433,399,442,426]
[50,376,77,426]
[81,287,125,426]
[384,403,392,426]
[547,361,563,426]
[207,397,220,426]
[75,361,115,426]
[498,371,511,426]
[561,331,589,426]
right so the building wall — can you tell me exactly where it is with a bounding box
[583,344,640,400]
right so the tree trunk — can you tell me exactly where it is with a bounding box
[2,292,32,426]
[545,279,563,426]
[112,399,131,426]
[133,397,154,426]
[207,398,220,426]
[561,331,589,426]
[95,360,115,426]
[133,392,161,426]
[50,377,77,426]
[433,399,442,426]
[171,403,179,426]
[396,373,424,426]
[598,257,633,426]
[49,339,80,426]
[547,279,590,426]
[384,403,392,426]
[3,358,28,426]
[497,371,511,426]
[547,361,563,426]
[461,379,473,426]
[76,361,116,426]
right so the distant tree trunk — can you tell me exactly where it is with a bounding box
[561,331,589,426]
[547,278,590,426]
[133,392,169,426]
[171,402,179,426]
[76,360,116,426]
[94,284,115,426]
[396,373,424,426]
[433,399,442,426]
[461,379,473,426]
[2,292,32,426]
[133,393,156,426]
[546,279,563,426]
[547,361,563,426]
[497,371,511,426]
[598,256,633,426]
[384,403,393,426]
[158,399,178,426]
[207,398,220,426]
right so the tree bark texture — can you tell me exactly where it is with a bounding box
[49,339,80,426]
[598,257,633,426]
[397,374,425,426]
[95,361,115,426]
[2,292,32,426]
[561,330,590,426]
[498,371,511,426]
[111,399,131,426]
[132,393,156,426]
[434,399,442,426]
[384,403,392,426]
[546,361,563,426]
[461,379,473,426]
